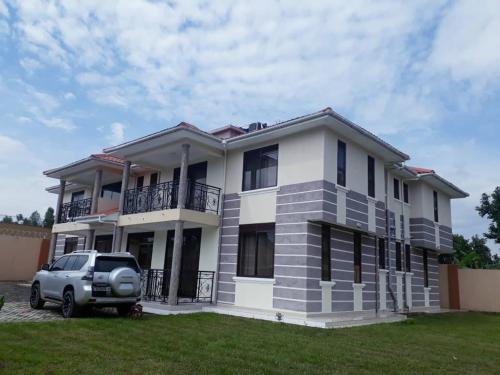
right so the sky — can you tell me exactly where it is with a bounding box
[0,0,499,253]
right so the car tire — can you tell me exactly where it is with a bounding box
[116,304,134,317]
[30,283,45,309]
[61,290,79,318]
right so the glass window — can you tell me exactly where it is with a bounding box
[72,255,89,271]
[337,140,346,187]
[94,256,140,273]
[403,183,409,204]
[378,238,385,269]
[405,244,411,272]
[64,237,78,254]
[423,250,429,287]
[101,181,121,200]
[433,190,439,222]
[150,173,159,187]
[321,225,331,281]
[368,156,375,198]
[51,256,68,271]
[63,256,77,271]
[71,191,85,202]
[396,242,402,271]
[393,178,400,200]
[354,233,362,283]
[95,235,113,253]
[136,176,144,190]
[242,145,278,191]
[237,224,275,278]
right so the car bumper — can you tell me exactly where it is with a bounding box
[75,284,141,305]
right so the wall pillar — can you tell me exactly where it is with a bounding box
[91,169,103,214]
[48,179,66,261]
[85,229,95,250]
[112,161,131,252]
[168,143,190,305]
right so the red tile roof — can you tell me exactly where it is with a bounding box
[408,166,435,174]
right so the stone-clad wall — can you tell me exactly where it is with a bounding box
[55,234,85,257]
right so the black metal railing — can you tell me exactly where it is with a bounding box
[58,198,92,223]
[123,180,221,215]
[140,269,215,304]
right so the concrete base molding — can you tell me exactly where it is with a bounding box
[405,273,413,308]
[424,287,431,307]
[396,271,405,311]
[378,269,388,311]
[353,283,366,312]
[320,281,336,313]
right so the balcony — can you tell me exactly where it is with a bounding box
[141,269,215,304]
[58,198,92,223]
[123,181,221,215]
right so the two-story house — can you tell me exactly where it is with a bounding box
[44,108,467,326]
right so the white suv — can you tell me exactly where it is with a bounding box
[30,250,142,318]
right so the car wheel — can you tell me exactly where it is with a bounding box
[30,284,45,309]
[61,290,79,318]
[116,304,134,317]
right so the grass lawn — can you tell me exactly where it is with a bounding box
[0,312,499,375]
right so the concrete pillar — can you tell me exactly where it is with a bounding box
[48,179,66,261]
[112,161,131,252]
[85,229,95,250]
[168,144,190,305]
[91,169,103,215]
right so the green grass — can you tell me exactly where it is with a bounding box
[1,312,499,375]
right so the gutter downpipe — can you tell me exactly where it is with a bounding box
[375,234,379,316]
[213,139,227,305]
[385,167,397,312]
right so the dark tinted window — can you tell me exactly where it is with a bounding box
[337,140,346,187]
[136,176,144,189]
[150,173,158,187]
[405,244,411,272]
[433,190,439,222]
[378,238,385,269]
[101,181,121,200]
[321,225,331,281]
[354,233,362,283]
[237,224,275,278]
[64,237,78,254]
[368,156,375,198]
[94,257,140,273]
[51,256,68,271]
[396,242,402,271]
[403,183,409,203]
[71,191,85,202]
[394,178,400,200]
[242,145,278,191]
[72,255,89,271]
[63,256,77,271]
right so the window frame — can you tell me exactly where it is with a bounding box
[433,190,439,222]
[337,140,347,187]
[321,225,331,281]
[393,178,400,200]
[405,244,411,272]
[353,233,362,283]
[378,238,386,269]
[396,242,402,272]
[237,223,275,278]
[423,250,429,287]
[403,183,409,204]
[50,256,69,271]
[150,172,159,187]
[136,176,144,190]
[241,144,279,192]
[367,155,375,198]
[64,237,79,254]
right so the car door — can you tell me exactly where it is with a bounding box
[54,255,78,298]
[44,256,69,299]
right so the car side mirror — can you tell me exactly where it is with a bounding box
[41,264,50,271]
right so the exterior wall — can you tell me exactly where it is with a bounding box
[62,187,92,204]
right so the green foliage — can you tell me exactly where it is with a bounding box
[28,211,42,227]
[0,295,4,311]
[477,186,500,243]
[1,215,13,224]
[440,234,498,269]
[42,207,55,228]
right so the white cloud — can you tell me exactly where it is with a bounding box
[39,117,76,131]
[107,122,125,144]
[19,57,42,73]
[64,92,75,100]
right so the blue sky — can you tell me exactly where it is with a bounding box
[0,1,499,253]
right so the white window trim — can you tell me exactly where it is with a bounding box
[233,276,276,285]
[238,186,280,197]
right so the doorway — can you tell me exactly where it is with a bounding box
[94,235,113,253]
[172,161,207,210]
[164,228,202,299]
[127,232,154,269]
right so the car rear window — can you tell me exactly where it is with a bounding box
[94,256,140,273]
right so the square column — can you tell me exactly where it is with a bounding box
[112,160,131,252]
[48,179,66,261]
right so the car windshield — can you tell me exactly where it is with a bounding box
[94,256,140,273]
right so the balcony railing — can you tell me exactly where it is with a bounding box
[123,180,221,215]
[140,269,215,304]
[58,198,92,223]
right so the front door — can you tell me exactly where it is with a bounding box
[127,232,154,270]
[164,228,202,299]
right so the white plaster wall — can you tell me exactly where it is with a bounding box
[62,188,92,204]
[409,181,452,227]
[150,230,167,269]
[199,226,219,272]
[239,190,277,224]
[234,278,274,310]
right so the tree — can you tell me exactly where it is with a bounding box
[477,186,500,243]
[43,207,55,228]
[440,234,497,269]
[28,211,42,227]
[1,215,13,223]
[16,214,25,224]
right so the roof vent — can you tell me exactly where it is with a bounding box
[247,122,268,132]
